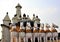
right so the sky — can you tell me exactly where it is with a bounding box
[0,0,60,39]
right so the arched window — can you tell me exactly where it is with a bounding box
[35,37,38,42]
[28,38,31,42]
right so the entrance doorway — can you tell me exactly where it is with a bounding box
[28,38,31,42]
[35,37,38,42]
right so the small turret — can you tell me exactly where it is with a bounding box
[3,12,11,26]
[15,3,22,8]
[34,16,40,24]
[22,13,27,22]
[27,15,31,21]
[12,14,18,23]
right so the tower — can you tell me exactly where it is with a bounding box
[3,12,11,26]
[15,3,22,19]
[1,12,11,42]
[12,3,22,23]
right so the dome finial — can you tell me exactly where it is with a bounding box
[3,12,11,21]
[6,12,8,15]
[15,3,22,8]
[23,13,26,17]
[33,14,35,16]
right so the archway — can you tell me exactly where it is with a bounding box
[47,37,50,42]
[35,37,38,42]
[28,38,31,42]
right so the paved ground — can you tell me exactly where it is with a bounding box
[47,40,60,42]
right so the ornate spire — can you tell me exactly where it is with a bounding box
[23,13,26,17]
[3,12,11,21]
[15,3,22,8]
[15,3,22,20]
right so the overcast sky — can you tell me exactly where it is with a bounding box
[0,0,60,39]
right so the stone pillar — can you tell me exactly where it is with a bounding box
[38,37,39,42]
[53,38,54,42]
[56,37,58,42]
[26,37,28,42]
[40,37,41,42]
[44,37,45,42]
[24,34,25,42]
[34,36,35,42]
[17,33,19,42]
[17,37,19,42]
[11,37,13,42]
[19,37,21,42]
[32,34,34,42]
[16,37,17,42]
[24,37,25,42]
[50,37,52,42]
[31,38,33,42]
[46,37,47,42]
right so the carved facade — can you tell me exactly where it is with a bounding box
[1,3,58,42]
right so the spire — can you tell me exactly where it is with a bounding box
[15,3,22,19]
[3,12,11,21]
[15,3,22,8]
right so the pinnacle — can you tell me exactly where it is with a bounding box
[15,3,22,8]
[3,12,11,21]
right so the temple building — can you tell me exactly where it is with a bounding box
[1,3,59,42]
